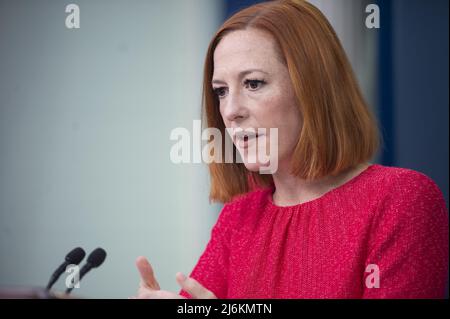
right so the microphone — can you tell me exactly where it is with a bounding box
[46,247,86,291]
[65,247,107,294]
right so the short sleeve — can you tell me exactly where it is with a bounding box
[363,171,449,298]
[179,203,237,299]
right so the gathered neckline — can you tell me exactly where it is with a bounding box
[266,164,378,210]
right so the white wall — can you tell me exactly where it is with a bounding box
[0,0,223,298]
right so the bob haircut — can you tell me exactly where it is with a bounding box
[203,0,380,203]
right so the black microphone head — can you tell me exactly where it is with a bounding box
[87,248,107,268]
[65,247,86,265]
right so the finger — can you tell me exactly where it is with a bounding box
[136,256,160,289]
[176,272,216,299]
[137,290,186,299]
[135,256,160,290]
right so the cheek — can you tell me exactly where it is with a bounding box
[261,92,300,128]
[254,95,285,126]
[219,106,230,128]
[264,95,301,155]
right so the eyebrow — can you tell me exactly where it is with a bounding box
[212,69,269,85]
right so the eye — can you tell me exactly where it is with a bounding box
[213,87,228,99]
[244,79,266,91]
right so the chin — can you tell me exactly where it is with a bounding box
[236,150,260,172]
[243,161,262,172]
[238,149,275,174]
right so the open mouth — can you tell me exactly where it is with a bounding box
[234,130,264,148]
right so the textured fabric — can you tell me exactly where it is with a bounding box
[180,164,449,299]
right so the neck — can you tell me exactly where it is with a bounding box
[271,162,370,207]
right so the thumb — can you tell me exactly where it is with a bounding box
[176,272,216,299]
[135,256,160,290]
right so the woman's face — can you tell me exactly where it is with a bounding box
[213,28,302,174]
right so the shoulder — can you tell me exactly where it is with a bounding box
[363,166,448,298]
[215,187,272,229]
[370,164,448,228]
[226,187,272,211]
[372,164,445,205]
[365,164,438,188]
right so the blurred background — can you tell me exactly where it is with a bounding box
[0,0,448,298]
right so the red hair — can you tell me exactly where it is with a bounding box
[203,0,380,203]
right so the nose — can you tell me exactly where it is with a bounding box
[221,89,248,123]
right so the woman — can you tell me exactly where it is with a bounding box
[134,0,448,298]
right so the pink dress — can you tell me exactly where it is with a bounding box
[180,164,449,298]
